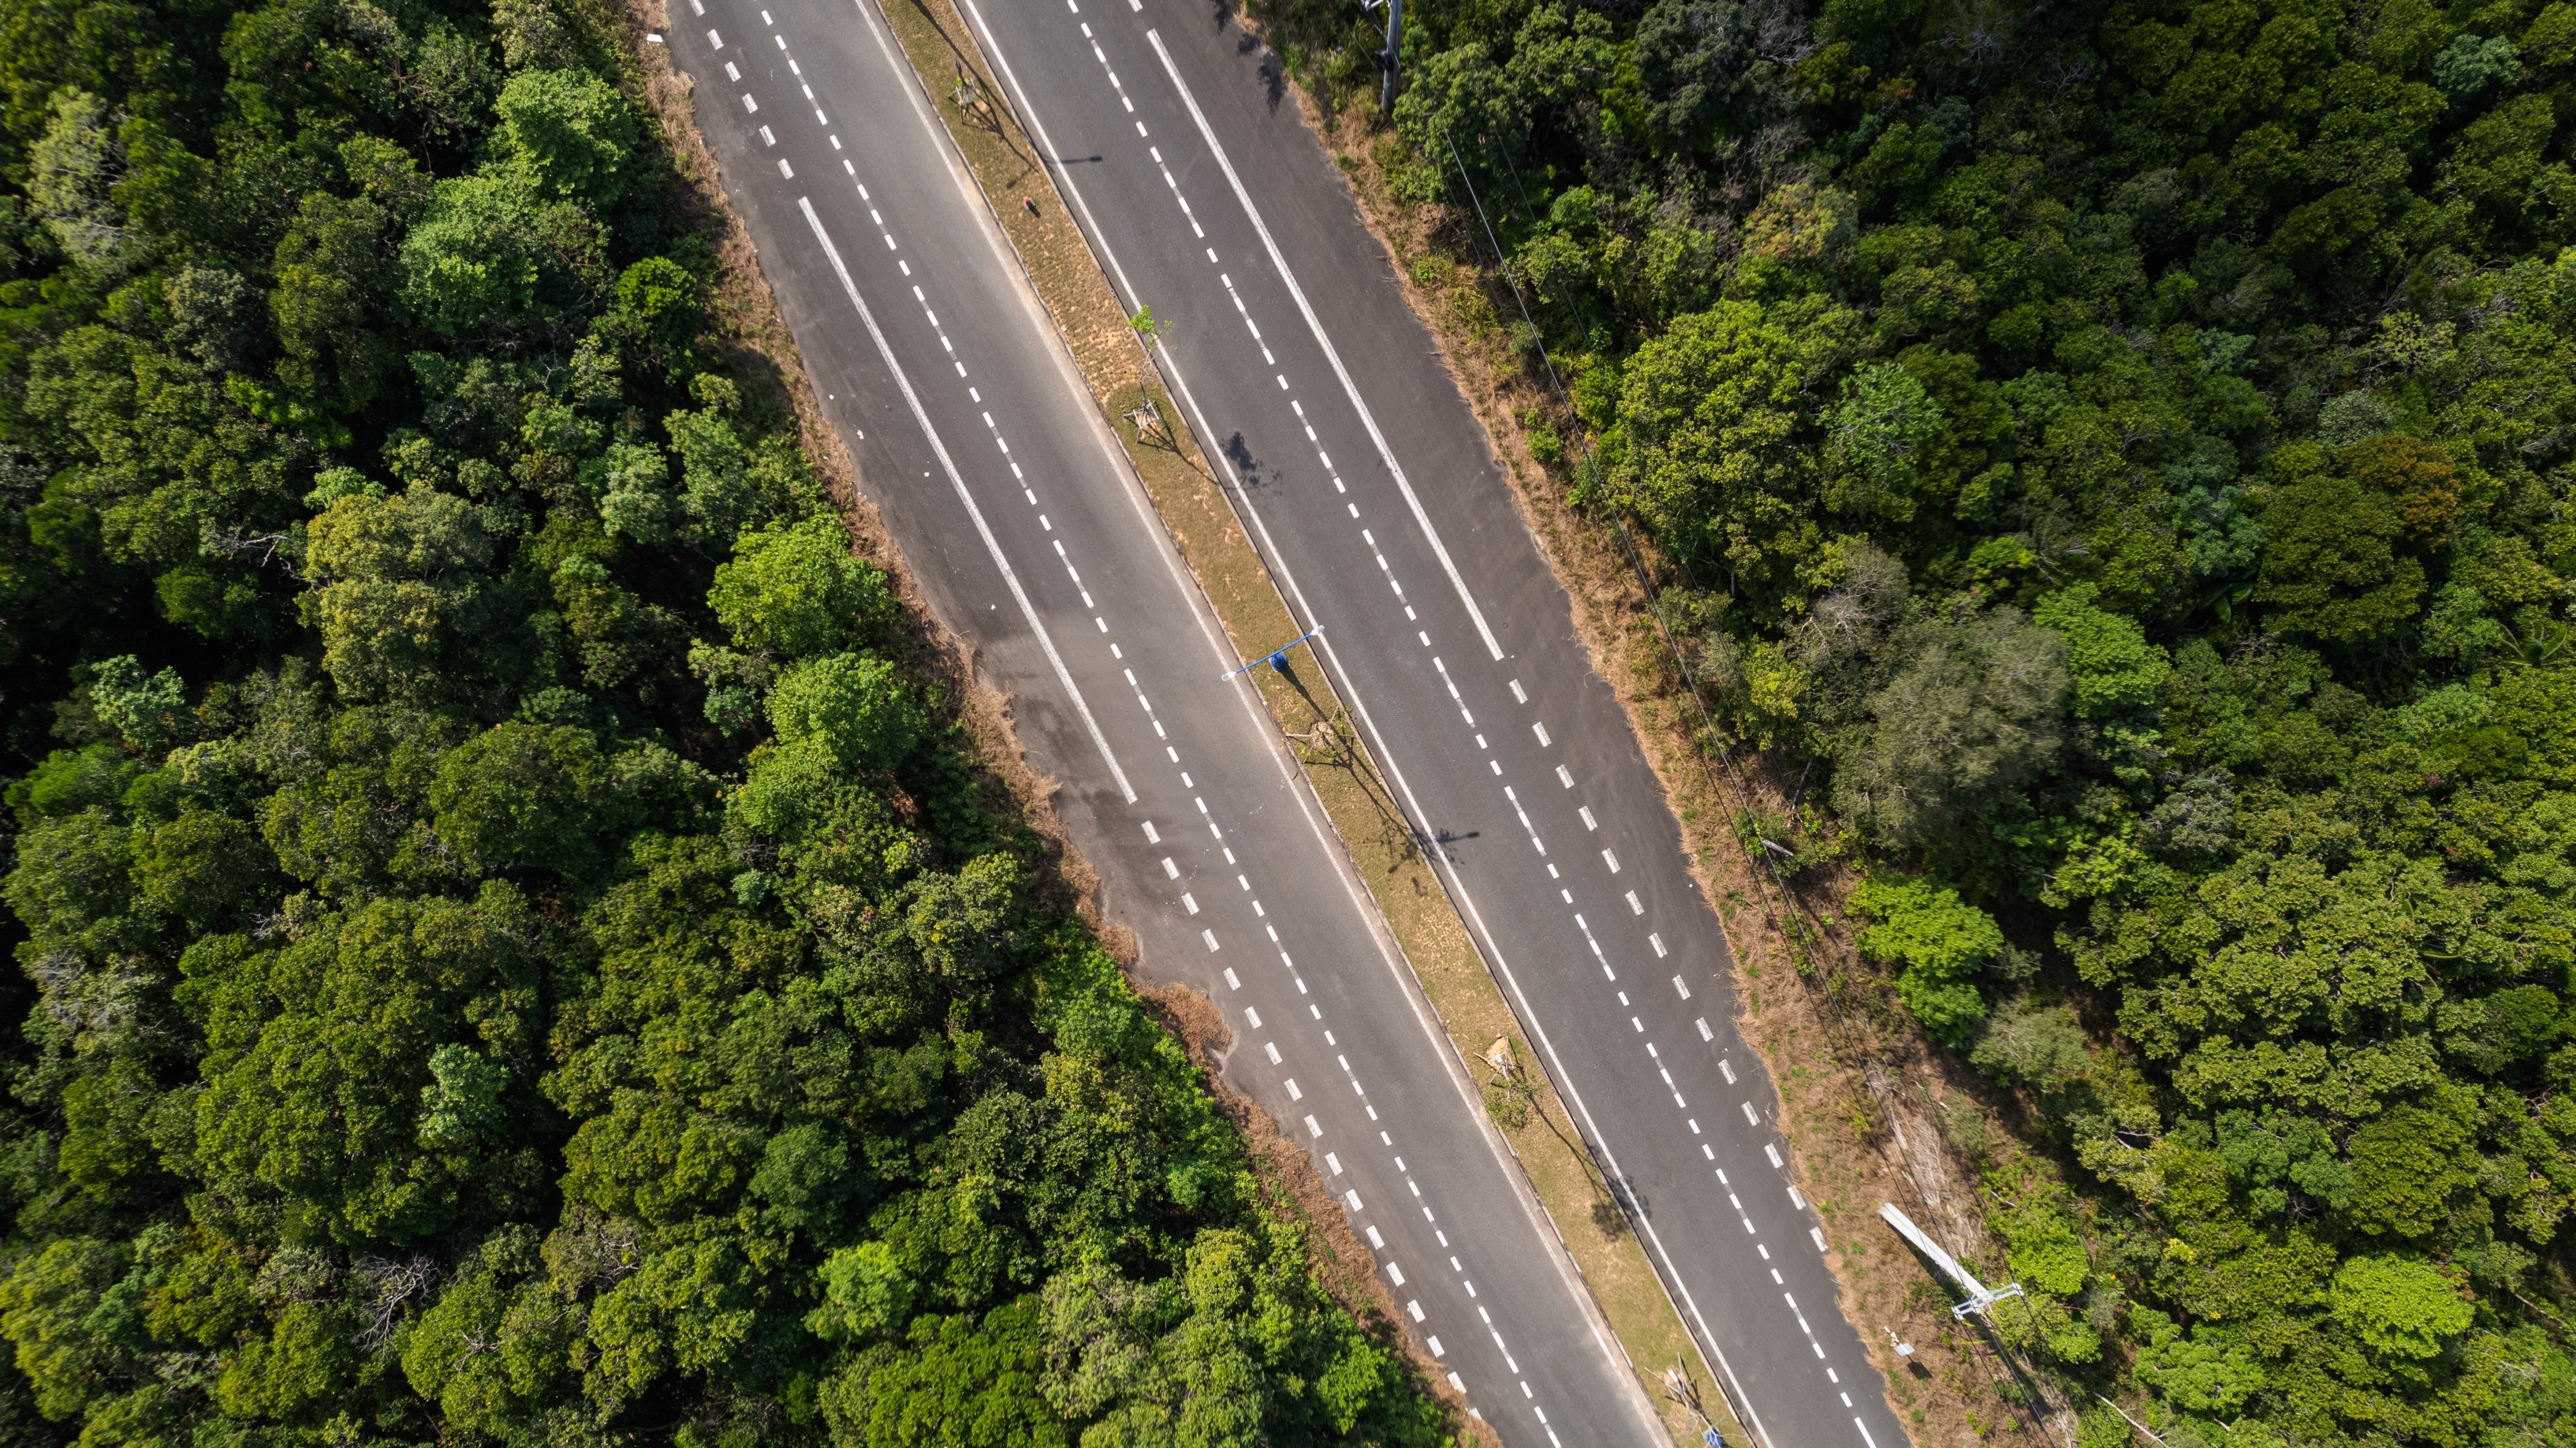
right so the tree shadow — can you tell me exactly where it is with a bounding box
[1258,46,1286,111]
[1221,430,1264,490]
[1269,662,1422,867]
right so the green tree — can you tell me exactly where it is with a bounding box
[86,655,184,751]
[1852,875,2003,1044]
[2254,446,2424,643]
[711,516,897,657]
[2329,1254,2475,1359]
[1632,0,1762,140]
[25,89,125,264]
[399,174,546,335]
[188,886,547,1245]
[270,192,395,412]
[810,1241,916,1344]
[766,653,923,774]
[2343,1105,2477,1240]
[300,486,496,703]
[212,1301,353,1422]
[591,439,673,543]
[824,1301,1065,1448]
[1607,300,1815,597]
[427,722,618,877]
[612,256,703,351]
[1831,610,2068,852]
[416,1044,510,1151]
[1824,360,1942,522]
[133,807,275,932]
[400,1233,573,1435]
[495,69,639,203]
[0,1237,132,1420]
[494,0,581,71]
[2131,1308,2267,1415]
[665,392,770,543]
[2033,585,2168,718]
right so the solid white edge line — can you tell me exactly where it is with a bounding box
[1142,27,1506,666]
[952,1,1653,1435]
[793,196,1136,804]
[956,17,1773,1448]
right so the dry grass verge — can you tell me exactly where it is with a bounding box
[868,0,1734,1442]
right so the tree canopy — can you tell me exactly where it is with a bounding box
[1258,0,2576,1439]
[0,2,1443,1443]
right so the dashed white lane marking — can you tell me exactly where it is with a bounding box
[1140,27,1504,661]
[796,200,1135,803]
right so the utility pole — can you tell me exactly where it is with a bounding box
[1880,1204,2025,1320]
[1366,0,1404,114]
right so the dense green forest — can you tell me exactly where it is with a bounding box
[0,1,1445,1443]
[1262,0,2576,1439]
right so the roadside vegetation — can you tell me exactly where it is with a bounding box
[1252,0,2576,1442]
[0,1,1450,1443]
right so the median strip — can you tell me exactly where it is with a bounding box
[861,0,1732,1442]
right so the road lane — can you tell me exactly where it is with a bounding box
[661,4,1663,1442]
[956,4,1909,1446]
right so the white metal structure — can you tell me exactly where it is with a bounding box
[1880,1203,2026,1321]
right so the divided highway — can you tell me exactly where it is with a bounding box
[955,5,1910,1447]
[659,3,1663,1442]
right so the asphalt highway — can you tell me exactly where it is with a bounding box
[659,4,1665,1442]
[952,5,1911,1447]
